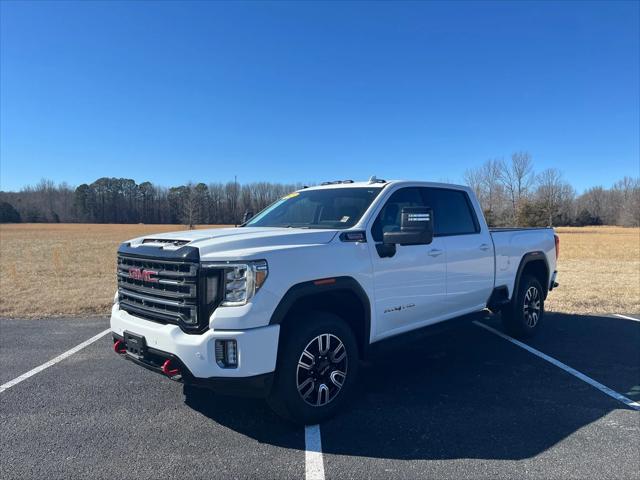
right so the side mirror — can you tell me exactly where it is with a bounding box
[383,207,434,246]
[242,211,254,224]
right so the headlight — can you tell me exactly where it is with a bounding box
[203,260,268,307]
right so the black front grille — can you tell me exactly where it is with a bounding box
[117,254,201,327]
[116,243,224,333]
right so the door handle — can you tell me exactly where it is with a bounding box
[428,248,444,257]
[479,243,490,251]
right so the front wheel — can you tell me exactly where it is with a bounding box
[501,275,545,338]
[267,312,359,424]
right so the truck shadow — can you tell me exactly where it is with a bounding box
[184,312,639,461]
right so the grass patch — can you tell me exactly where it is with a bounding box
[0,224,229,318]
[546,226,640,314]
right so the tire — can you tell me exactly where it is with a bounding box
[267,311,359,425]
[501,275,545,338]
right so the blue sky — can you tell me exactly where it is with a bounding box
[1,0,638,192]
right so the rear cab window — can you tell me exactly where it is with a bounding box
[421,188,480,236]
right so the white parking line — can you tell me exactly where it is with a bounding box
[305,424,325,480]
[613,313,640,323]
[473,321,640,411]
[0,328,111,394]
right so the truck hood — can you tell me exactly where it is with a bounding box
[131,227,339,257]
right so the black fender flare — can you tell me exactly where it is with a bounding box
[269,276,372,355]
[513,251,550,299]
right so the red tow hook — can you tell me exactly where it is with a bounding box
[161,359,180,377]
[113,339,126,354]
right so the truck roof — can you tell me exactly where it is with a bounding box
[301,179,470,191]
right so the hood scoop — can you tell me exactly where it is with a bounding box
[142,238,191,249]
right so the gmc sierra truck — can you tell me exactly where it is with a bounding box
[111,178,559,424]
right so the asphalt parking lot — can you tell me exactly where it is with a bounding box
[1,312,638,480]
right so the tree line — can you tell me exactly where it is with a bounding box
[463,152,639,227]
[0,154,638,227]
[0,178,304,226]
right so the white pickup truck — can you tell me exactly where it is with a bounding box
[111,178,559,424]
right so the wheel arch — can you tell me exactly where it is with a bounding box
[269,276,372,359]
[513,252,550,300]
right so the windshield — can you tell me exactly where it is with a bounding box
[245,187,383,229]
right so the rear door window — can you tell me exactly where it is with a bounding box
[422,188,479,236]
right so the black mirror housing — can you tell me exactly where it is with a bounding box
[383,207,434,246]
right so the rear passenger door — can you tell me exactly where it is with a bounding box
[423,187,494,315]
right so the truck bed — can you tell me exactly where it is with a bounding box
[490,227,557,298]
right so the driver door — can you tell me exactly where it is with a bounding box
[368,187,448,340]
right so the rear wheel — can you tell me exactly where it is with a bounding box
[267,312,359,424]
[501,274,545,338]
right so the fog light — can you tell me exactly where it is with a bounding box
[215,339,238,368]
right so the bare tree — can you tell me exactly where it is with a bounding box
[499,152,534,225]
[576,186,608,223]
[463,167,483,201]
[462,159,505,226]
[193,183,210,224]
[177,184,199,229]
[481,159,504,225]
[535,168,573,226]
[615,177,640,227]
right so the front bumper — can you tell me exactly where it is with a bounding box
[110,305,280,387]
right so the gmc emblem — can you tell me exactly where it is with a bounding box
[129,267,159,283]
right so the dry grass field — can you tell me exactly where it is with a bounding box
[0,224,229,318]
[0,224,638,318]
[545,226,640,314]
